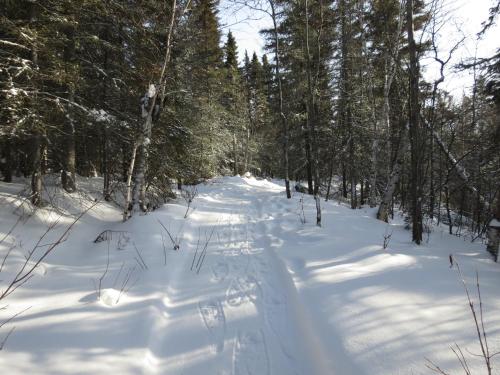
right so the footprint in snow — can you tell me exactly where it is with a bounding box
[233,330,270,375]
[198,299,226,354]
[226,275,261,307]
[211,261,229,283]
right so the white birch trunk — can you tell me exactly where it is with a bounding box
[125,0,179,219]
[123,143,138,221]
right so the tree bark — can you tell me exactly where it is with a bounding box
[126,0,178,218]
[377,122,409,222]
[28,1,42,206]
[269,0,291,199]
[61,22,77,193]
[407,0,423,244]
[304,0,321,225]
[123,143,138,221]
[1,138,13,182]
[486,94,500,260]
[304,128,314,195]
[30,135,43,206]
[102,25,111,201]
[61,86,77,193]
[487,192,500,261]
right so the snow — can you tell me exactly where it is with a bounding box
[90,109,115,123]
[0,176,499,374]
[490,218,500,228]
[148,84,156,98]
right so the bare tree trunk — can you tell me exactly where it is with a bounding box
[305,0,321,225]
[132,106,152,212]
[370,1,403,209]
[102,125,111,201]
[125,0,179,218]
[28,2,42,206]
[61,22,77,193]
[304,130,314,194]
[339,0,356,210]
[61,87,77,193]
[244,127,250,173]
[370,55,397,207]
[233,132,238,175]
[407,0,423,244]
[1,138,13,182]
[30,135,43,206]
[486,97,500,260]
[123,143,138,221]
[444,185,453,235]
[269,0,291,199]
[325,157,334,201]
[377,122,409,222]
[102,25,111,201]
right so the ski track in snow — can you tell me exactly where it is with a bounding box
[139,180,314,375]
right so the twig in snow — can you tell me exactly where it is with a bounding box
[181,186,198,218]
[157,219,182,250]
[0,243,15,274]
[194,226,217,274]
[0,306,31,330]
[426,261,493,375]
[160,232,168,266]
[0,326,15,351]
[0,202,97,302]
[190,228,201,271]
[116,265,137,304]
[112,262,125,289]
[0,305,31,351]
[132,243,148,270]
[383,226,393,250]
[97,240,111,300]
[0,215,23,247]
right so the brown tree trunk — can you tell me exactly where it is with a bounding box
[61,22,76,193]
[30,135,43,206]
[487,98,500,260]
[269,0,291,199]
[377,122,409,222]
[29,2,42,206]
[407,0,423,244]
[1,138,13,182]
[305,0,321,225]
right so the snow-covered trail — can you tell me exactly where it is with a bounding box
[1,176,499,375]
[139,177,330,375]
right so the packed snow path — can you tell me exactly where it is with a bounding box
[1,176,499,374]
[138,177,330,375]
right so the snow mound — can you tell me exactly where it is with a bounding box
[99,288,124,307]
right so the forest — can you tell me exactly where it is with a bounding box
[1,0,499,251]
[1,1,500,374]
